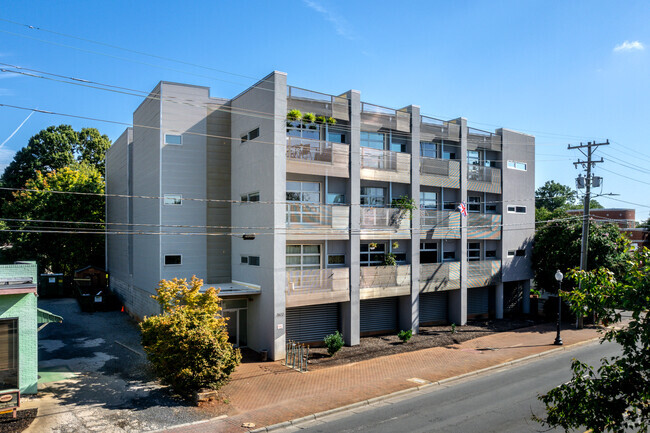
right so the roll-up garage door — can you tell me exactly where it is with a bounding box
[286,304,339,344]
[360,297,398,335]
[468,287,489,317]
[419,292,448,324]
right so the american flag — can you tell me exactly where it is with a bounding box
[458,202,468,217]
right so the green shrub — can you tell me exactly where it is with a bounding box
[287,109,302,121]
[315,115,326,124]
[383,252,397,266]
[140,276,241,398]
[302,112,316,123]
[451,323,457,334]
[324,330,344,356]
[397,329,412,343]
[326,117,336,125]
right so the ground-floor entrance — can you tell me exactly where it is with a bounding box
[419,291,449,325]
[222,299,248,348]
[286,304,339,344]
[360,297,398,336]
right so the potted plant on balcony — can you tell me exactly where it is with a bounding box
[287,109,303,122]
[391,195,417,221]
[383,252,397,266]
[368,242,378,250]
[315,115,326,125]
[302,112,317,129]
[326,117,337,125]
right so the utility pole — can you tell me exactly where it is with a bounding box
[568,140,608,328]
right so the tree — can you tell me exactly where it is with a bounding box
[140,276,241,398]
[638,217,650,229]
[536,181,577,211]
[0,164,104,273]
[532,219,627,292]
[537,248,650,432]
[1,125,111,189]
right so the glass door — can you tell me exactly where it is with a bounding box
[287,181,321,224]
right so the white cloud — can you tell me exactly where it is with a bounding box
[613,40,644,52]
[303,0,355,40]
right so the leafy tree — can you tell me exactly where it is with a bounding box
[1,125,111,189]
[537,248,650,432]
[638,217,650,229]
[532,219,627,292]
[140,276,241,398]
[0,164,104,273]
[536,181,577,211]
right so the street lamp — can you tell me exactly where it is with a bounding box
[554,270,563,346]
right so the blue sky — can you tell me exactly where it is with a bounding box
[1,1,649,220]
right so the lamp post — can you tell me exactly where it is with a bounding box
[554,270,563,346]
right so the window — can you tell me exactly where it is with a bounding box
[420,192,438,209]
[361,131,385,150]
[163,194,182,205]
[515,249,526,257]
[468,242,481,261]
[443,202,457,211]
[507,250,516,258]
[485,204,497,213]
[287,182,320,224]
[467,150,480,166]
[328,254,345,266]
[420,141,438,158]
[442,150,456,160]
[420,242,438,264]
[507,205,527,214]
[0,319,18,390]
[360,187,385,206]
[241,192,260,203]
[286,245,320,271]
[241,127,260,143]
[468,196,481,213]
[443,251,456,261]
[164,134,182,145]
[360,243,386,266]
[507,160,527,171]
[327,193,345,204]
[240,256,248,264]
[248,256,260,266]
[164,255,182,265]
[390,136,407,153]
[485,250,497,258]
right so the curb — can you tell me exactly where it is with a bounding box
[249,337,600,432]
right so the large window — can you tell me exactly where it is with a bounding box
[286,245,321,271]
[360,243,386,266]
[507,160,527,171]
[0,319,18,390]
[420,242,438,264]
[360,187,385,206]
[420,141,438,158]
[468,196,481,213]
[420,192,438,209]
[360,131,386,150]
[287,181,320,224]
[164,134,182,145]
[287,121,320,140]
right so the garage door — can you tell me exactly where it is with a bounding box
[419,292,448,324]
[286,304,339,344]
[360,297,398,335]
[468,287,489,317]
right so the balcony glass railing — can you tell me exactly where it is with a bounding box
[286,137,335,163]
[360,264,411,289]
[360,207,408,229]
[286,267,350,293]
[467,165,501,183]
[360,147,397,170]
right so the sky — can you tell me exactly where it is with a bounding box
[0,0,649,221]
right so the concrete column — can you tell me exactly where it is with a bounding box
[341,90,361,346]
[399,105,420,333]
[522,280,531,314]
[495,282,504,319]
[449,118,468,326]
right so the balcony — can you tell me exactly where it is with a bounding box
[467,165,501,194]
[360,207,410,239]
[467,128,502,152]
[420,115,461,141]
[467,260,501,288]
[420,261,461,293]
[287,86,349,121]
[467,213,501,240]
[360,147,411,183]
[360,102,411,132]
[420,210,461,239]
[286,203,350,240]
[360,265,411,299]
[286,137,349,178]
[285,268,350,307]
[420,157,460,188]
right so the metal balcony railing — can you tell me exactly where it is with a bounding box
[420,157,450,176]
[467,165,501,184]
[420,261,461,292]
[287,86,350,121]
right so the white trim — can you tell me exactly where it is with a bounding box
[506,160,527,171]
[164,133,183,146]
[507,205,527,214]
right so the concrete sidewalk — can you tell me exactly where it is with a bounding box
[166,323,603,433]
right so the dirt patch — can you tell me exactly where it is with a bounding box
[306,319,540,369]
[0,408,37,433]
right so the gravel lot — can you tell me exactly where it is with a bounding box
[25,298,225,433]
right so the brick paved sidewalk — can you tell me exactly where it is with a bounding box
[166,323,603,433]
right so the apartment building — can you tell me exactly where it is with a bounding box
[106,71,535,361]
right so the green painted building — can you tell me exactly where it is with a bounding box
[0,262,61,395]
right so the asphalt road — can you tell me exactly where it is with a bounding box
[286,340,621,433]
